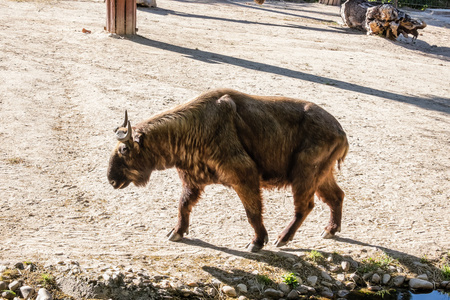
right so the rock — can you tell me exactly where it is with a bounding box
[337,289,350,297]
[341,261,351,272]
[222,285,237,297]
[322,281,333,287]
[307,276,318,286]
[337,273,345,282]
[363,272,373,281]
[297,284,315,294]
[345,281,356,290]
[238,296,248,300]
[321,290,334,298]
[187,281,198,287]
[264,288,284,298]
[393,276,405,287]
[321,271,332,281]
[8,280,21,291]
[349,273,361,284]
[0,281,8,290]
[330,265,340,272]
[211,279,222,288]
[20,286,35,300]
[207,287,217,297]
[287,290,299,299]
[371,273,381,284]
[440,281,449,289]
[293,262,302,269]
[14,262,24,270]
[409,278,433,290]
[382,274,391,285]
[193,287,204,296]
[1,290,15,300]
[417,274,428,280]
[36,288,52,300]
[237,283,247,293]
[368,285,382,291]
[278,282,290,294]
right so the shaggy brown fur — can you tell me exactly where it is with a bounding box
[107,89,349,252]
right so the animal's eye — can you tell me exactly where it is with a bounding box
[119,144,129,155]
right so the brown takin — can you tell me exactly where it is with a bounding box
[107,89,349,252]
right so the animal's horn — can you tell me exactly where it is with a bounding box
[121,110,128,128]
[116,120,132,142]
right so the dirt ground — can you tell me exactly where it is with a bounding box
[0,0,449,287]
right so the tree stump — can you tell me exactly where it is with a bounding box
[106,0,137,35]
[319,0,341,6]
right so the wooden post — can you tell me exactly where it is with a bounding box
[106,0,136,35]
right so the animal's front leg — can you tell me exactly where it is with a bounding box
[167,185,203,242]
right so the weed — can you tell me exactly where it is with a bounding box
[359,252,396,273]
[256,274,272,286]
[282,273,299,288]
[420,255,428,264]
[442,264,450,280]
[308,250,323,262]
[40,273,56,288]
[375,289,392,298]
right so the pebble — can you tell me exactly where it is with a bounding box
[382,274,391,285]
[264,288,284,298]
[222,285,237,297]
[362,272,373,281]
[345,281,356,290]
[36,288,53,300]
[417,274,428,280]
[337,273,345,281]
[321,290,334,298]
[393,275,405,287]
[8,280,21,291]
[409,278,433,290]
[0,281,8,290]
[238,296,247,300]
[278,282,290,294]
[287,290,299,299]
[20,286,35,300]
[321,271,332,281]
[371,273,381,284]
[337,289,350,297]
[236,283,247,293]
[368,285,382,291]
[341,261,351,272]
[307,275,318,286]
[1,290,15,300]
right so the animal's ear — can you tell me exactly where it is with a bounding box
[217,94,236,112]
[133,132,145,147]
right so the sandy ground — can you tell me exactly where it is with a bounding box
[0,0,449,284]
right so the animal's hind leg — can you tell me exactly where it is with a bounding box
[274,182,316,248]
[167,185,203,242]
[316,173,345,239]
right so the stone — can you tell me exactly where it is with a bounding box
[345,281,356,290]
[371,273,381,284]
[307,275,318,286]
[297,284,315,293]
[337,289,350,297]
[264,288,284,298]
[287,290,299,299]
[321,271,332,281]
[222,285,237,297]
[341,261,351,271]
[211,279,222,288]
[362,272,373,281]
[368,285,382,291]
[187,281,198,287]
[0,281,8,290]
[8,280,21,291]
[293,262,302,269]
[278,282,290,294]
[20,286,35,300]
[330,265,340,272]
[237,283,247,293]
[393,275,405,287]
[36,288,52,300]
[337,273,345,281]
[349,273,361,283]
[322,281,333,287]
[382,274,391,285]
[1,290,15,300]
[238,296,248,300]
[440,281,449,289]
[207,287,217,297]
[409,278,433,290]
[321,290,334,298]
[417,274,428,280]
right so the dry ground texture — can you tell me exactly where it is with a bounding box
[1,0,449,292]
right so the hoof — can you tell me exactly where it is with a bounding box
[246,242,264,253]
[274,239,288,248]
[167,229,183,242]
[320,230,335,239]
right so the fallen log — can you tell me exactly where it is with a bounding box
[340,0,426,41]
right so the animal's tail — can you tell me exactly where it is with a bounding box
[337,135,349,171]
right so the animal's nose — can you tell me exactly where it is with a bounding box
[110,180,116,187]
